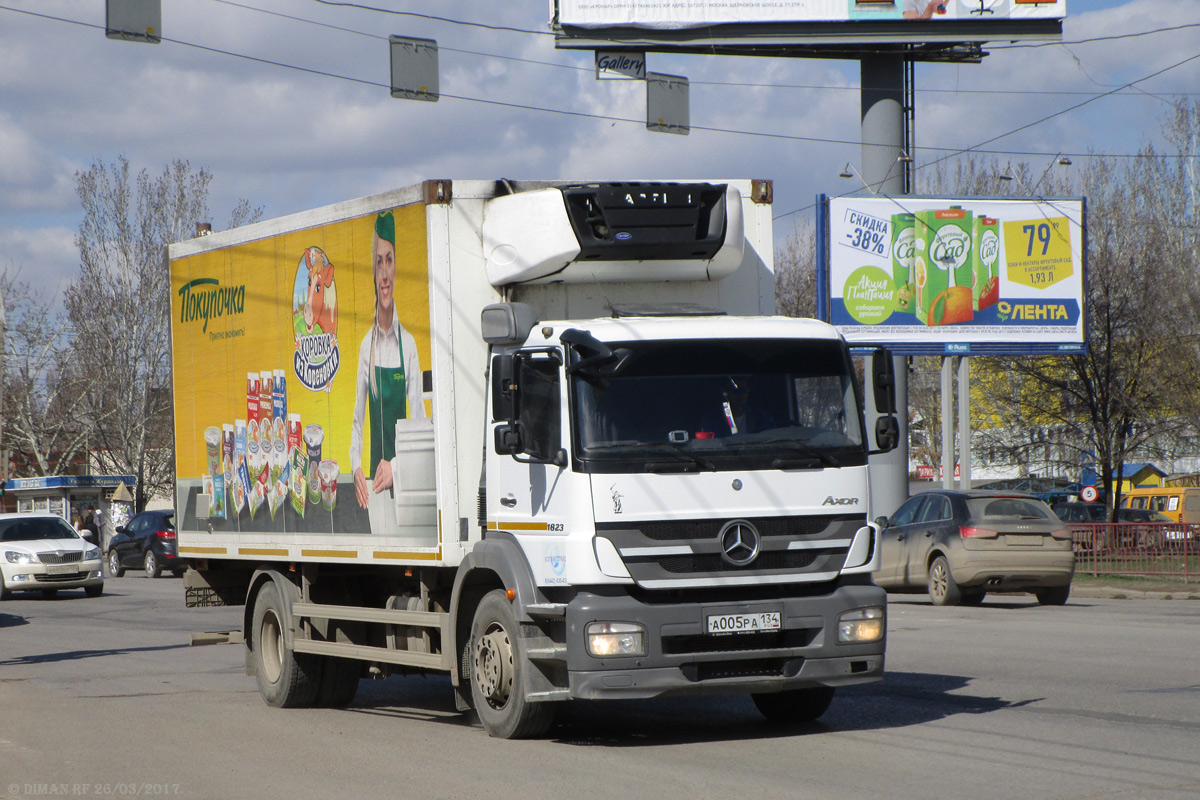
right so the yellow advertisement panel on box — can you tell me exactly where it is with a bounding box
[171,203,433,540]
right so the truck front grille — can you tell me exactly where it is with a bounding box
[597,514,863,590]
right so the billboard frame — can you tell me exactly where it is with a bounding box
[552,5,1063,63]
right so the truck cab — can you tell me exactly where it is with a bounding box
[469,305,892,734]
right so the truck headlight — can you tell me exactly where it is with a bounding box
[586,622,646,657]
[837,607,884,644]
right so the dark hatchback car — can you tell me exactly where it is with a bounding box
[874,490,1075,606]
[107,510,185,578]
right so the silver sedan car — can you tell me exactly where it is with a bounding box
[874,490,1075,606]
[0,513,104,599]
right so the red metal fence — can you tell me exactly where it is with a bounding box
[1068,523,1196,582]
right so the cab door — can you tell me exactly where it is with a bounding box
[487,349,572,584]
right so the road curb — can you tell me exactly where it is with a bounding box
[1071,586,1200,601]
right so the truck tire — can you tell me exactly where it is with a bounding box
[251,580,322,708]
[469,589,555,739]
[315,656,360,708]
[752,686,835,723]
[927,555,962,606]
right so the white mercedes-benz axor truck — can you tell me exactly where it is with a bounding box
[170,179,898,738]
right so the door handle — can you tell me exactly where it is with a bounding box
[500,496,517,508]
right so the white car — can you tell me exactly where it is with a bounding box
[0,513,104,599]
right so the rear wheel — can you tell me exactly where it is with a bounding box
[144,550,161,579]
[252,580,322,708]
[928,556,963,606]
[470,589,555,739]
[752,687,835,723]
[107,550,125,578]
[1036,585,1071,606]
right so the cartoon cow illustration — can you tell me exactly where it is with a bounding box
[302,247,337,339]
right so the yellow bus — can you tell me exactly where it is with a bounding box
[1121,486,1200,523]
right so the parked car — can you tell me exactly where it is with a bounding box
[874,490,1075,606]
[0,513,104,599]
[1053,503,1190,550]
[107,510,184,578]
[975,477,1083,506]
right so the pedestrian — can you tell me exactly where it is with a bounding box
[83,505,99,540]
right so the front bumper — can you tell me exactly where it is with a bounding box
[1,560,104,594]
[563,581,886,700]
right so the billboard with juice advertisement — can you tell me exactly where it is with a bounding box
[171,202,434,542]
[817,194,1086,355]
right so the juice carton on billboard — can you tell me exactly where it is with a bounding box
[973,215,1001,310]
[915,207,974,326]
[890,212,916,313]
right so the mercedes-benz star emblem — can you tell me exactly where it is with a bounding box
[718,520,760,566]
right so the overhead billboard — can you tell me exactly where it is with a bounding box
[553,0,1065,54]
[817,195,1087,356]
[557,1,1064,28]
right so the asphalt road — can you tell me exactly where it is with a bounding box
[2,576,1198,800]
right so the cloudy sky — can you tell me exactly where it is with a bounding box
[2,0,1198,304]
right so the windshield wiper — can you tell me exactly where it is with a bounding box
[585,441,716,471]
[751,438,842,468]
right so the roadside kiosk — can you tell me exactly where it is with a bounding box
[4,475,136,551]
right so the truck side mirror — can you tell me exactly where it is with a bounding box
[490,354,514,422]
[494,423,523,456]
[875,416,900,452]
[872,349,896,414]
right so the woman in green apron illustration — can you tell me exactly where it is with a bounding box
[350,210,425,515]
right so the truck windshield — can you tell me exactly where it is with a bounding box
[571,338,866,473]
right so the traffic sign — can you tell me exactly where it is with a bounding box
[1080,485,1099,503]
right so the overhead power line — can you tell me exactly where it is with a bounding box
[0,2,1196,187]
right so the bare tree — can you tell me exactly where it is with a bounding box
[1,275,94,477]
[775,221,818,318]
[63,157,260,511]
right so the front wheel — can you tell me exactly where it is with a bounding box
[85,583,104,598]
[144,550,161,579]
[251,580,322,708]
[108,550,125,578]
[752,687,835,723]
[469,590,555,739]
[928,555,963,606]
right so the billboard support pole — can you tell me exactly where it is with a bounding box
[862,51,909,516]
[941,357,954,489]
[958,355,971,490]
